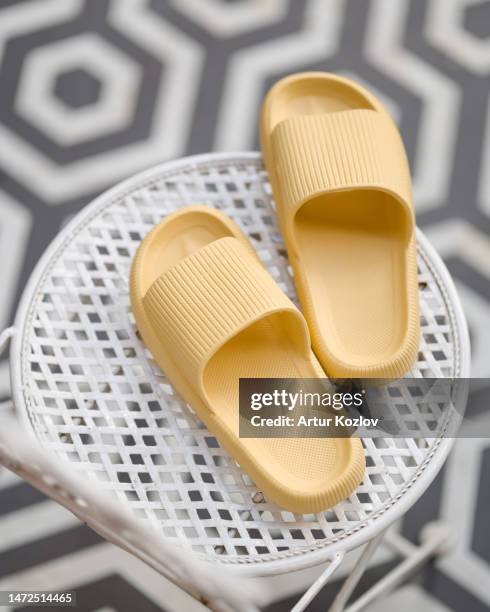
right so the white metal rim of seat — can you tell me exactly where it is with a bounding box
[6,152,470,578]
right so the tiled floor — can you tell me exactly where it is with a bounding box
[0,1,489,610]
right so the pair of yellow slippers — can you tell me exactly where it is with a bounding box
[130,73,420,513]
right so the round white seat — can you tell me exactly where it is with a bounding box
[10,152,470,577]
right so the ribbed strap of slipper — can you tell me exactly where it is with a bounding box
[270,109,413,219]
[142,236,309,404]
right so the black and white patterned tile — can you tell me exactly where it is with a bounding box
[0,1,488,610]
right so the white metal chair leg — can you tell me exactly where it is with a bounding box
[344,521,451,612]
[290,553,344,612]
[382,528,417,558]
[328,530,386,612]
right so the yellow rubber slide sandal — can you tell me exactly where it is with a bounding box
[130,206,365,512]
[261,72,420,379]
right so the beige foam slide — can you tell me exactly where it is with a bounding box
[261,72,420,379]
[130,206,364,512]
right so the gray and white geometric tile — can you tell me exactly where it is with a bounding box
[0,0,488,610]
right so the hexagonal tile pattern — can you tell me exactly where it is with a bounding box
[427,0,490,74]
[464,0,490,39]
[16,34,141,145]
[53,68,102,109]
[0,0,488,610]
[170,0,290,37]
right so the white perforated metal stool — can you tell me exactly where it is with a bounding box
[0,153,470,612]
